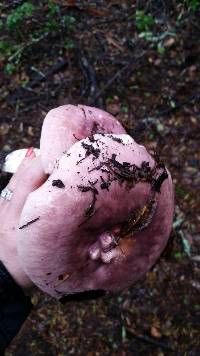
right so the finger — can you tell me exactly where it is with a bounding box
[4,153,47,215]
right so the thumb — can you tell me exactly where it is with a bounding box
[7,150,47,215]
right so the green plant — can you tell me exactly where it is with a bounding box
[0,40,11,54]
[179,231,191,257]
[138,30,176,56]
[173,251,184,260]
[4,63,15,75]
[0,33,48,75]
[0,1,77,75]
[135,11,176,55]
[0,40,18,59]
[157,42,165,55]
[44,12,76,33]
[48,0,59,15]
[62,15,76,32]
[135,10,155,32]
[45,19,59,31]
[185,0,200,11]
[6,2,35,31]
[64,39,75,50]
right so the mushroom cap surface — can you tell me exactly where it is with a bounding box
[40,104,125,174]
[18,134,174,298]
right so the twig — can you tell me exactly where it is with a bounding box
[94,31,108,53]
[3,0,24,10]
[8,33,48,63]
[86,12,135,28]
[27,59,68,89]
[155,93,200,118]
[78,48,97,97]
[6,59,68,106]
[93,51,147,101]
[0,115,13,123]
[129,92,200,139]
[126,327,174,352]
[78,45,103,107]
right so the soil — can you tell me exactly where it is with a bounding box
[1,1,200,355]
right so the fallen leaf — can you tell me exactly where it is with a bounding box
[0,123,10,135]
[28,126,34,136]
[164,37,175,48]
[150,326,162,339]
[191,255,200,263]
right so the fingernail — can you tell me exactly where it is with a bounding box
[25,148,36,159]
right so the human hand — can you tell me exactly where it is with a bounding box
[0,149,47,292]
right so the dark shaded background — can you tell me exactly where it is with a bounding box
[0,1,200,355]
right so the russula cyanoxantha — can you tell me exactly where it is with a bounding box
[16,105,174,299]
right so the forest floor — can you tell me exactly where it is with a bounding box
[0,1,200,355]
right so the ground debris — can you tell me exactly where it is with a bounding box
[3,1,200,354]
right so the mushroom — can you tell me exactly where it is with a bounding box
[17,113,174,299]
[40,104,125,173]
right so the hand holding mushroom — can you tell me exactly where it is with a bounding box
[18,105,174,298]
[1,105,174,298]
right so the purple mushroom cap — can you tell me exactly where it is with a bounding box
[17,106,174,298]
